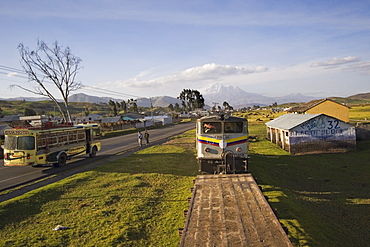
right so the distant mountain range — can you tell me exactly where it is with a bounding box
[1,83,369,108]
[200,83,317,107]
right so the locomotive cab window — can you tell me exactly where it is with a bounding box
[203,122,221,133]
[224,122,243,133]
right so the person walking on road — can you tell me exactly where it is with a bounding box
[138,131,143,147]
[144,129,150,145]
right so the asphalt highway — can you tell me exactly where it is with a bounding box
[0,122,195,193]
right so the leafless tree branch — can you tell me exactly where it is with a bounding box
[16,40,82,122]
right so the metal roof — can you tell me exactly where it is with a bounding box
[265,113,321,130]
[100,116,122,123]
[287,98,348,113]
[122,116,137,121]
[0,115,22,122]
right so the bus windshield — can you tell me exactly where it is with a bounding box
[5,136,35,150]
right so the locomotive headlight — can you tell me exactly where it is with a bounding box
[236,147,242,152]
[204,147,210,152]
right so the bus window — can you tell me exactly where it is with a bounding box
[57,132,68,146]
[68,131,77,143]
[49,133,58,148]
[4,136,17,150]
[92,129,100,140]
[224,122,243,133]
[77,130,85,143]
[203,122,221,133]
[18,136,35,150]
[37,135,47,151]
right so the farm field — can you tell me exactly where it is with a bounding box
[0,114,369,246]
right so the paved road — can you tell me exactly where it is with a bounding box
[0,122,195,192]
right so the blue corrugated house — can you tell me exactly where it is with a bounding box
[266,114,356,154]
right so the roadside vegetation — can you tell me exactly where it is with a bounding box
[0,130,198,246]
[0,108,369,246]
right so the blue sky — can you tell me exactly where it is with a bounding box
[1,0,370,100]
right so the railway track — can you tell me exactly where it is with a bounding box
[180,174,293,247]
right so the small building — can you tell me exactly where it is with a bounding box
[100,116,123,124]
[20,115,50,127]
[83,114,102,122]
[144,115,172,125]
[0,115,22,124]
[287,98,349,122]
[266,113,356,155]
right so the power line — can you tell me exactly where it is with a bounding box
[0,71,29,80]
[81,86,148,99]
[0,65,26,74]
[0,64,155,101]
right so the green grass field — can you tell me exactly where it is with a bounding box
[0,123,369,246]
[248,124,370,246]
[0,131,198,247]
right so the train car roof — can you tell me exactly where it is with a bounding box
[198,114,246,122]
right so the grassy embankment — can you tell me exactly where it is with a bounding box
[0,131,198,247]
[0,109,369,246]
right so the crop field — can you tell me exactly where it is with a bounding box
[349,104,370,121]
[0,112,369,246]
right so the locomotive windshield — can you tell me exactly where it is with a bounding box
[203,121,243,134]
[203,122,222,133]
[224,122,243,133]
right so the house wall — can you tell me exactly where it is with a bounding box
[267,114,356,154]
[289,115,355,154]
[306,100,349,122]
[355,122,370,140]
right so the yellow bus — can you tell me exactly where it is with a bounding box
[3,123,101,167]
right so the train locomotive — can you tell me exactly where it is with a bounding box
[196,114,249,174]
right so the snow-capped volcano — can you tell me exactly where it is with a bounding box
[200,83,273,107]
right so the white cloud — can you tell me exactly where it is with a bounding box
[109,63,269,89]
[344,61,370,75]
[7,72,17,77]
[311,56,359,67]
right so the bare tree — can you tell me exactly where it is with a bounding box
[13,40,82,122]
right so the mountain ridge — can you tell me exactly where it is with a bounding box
[1,84,369,108]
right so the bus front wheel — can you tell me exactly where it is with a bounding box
[89,146,97,158]
[54,153,67,167]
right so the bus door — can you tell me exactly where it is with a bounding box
[85,129,91,154]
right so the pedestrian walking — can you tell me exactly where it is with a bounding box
[138,131,143,147]
[144,129,150,145]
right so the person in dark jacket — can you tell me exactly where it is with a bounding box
[144,129,150,145]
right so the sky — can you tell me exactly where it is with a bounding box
[1,0,370,101]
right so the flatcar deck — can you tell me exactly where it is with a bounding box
[180,174,293,247]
